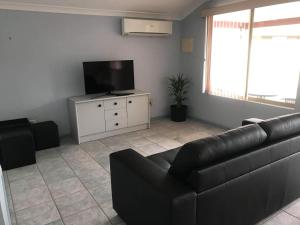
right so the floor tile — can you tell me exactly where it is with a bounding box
[116,132,143,142]
[10,175,45,195]
[41,166,75,185]
[262,211,300,225]
[60,149,92,164]
[99,137,122,147]
[12,186,52,212]
[63,207,110,225]
[135,128,157,137]
[7,165,40,182]
[94,154,110,172]
[285,199,300,219]
[36,148,61,162]
[145,135,182,149]
[99,137,132,152]
[70,162,110,190]
[48,177,85,199]
[81,141,112,158]
[100,200,123,225]
[57,144,81,155]
[89,182,112,205]
[126,137,153,147]
[16,201,60,225]
[80,172,111,191]
[162,130,180,139]
[55,190,97,218]
[136,143,166,156]
[45,220,64,225]
[70,161,107,179]
[37,157,70,175]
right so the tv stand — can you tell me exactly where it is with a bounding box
[112,93,134,96]
[68,90,151,144]
[90,92,134,98]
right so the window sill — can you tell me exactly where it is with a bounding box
[204,92,296,110]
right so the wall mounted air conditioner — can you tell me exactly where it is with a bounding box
[122,18,173,36]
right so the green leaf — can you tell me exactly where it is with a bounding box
[168,73,189,106]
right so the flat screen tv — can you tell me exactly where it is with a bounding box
[83,60,135,95]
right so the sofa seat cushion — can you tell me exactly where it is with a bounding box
[147,148,180,170]
[169,124,267,179]
[259,113,300,142]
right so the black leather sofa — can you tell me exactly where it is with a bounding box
[110,113,300,225]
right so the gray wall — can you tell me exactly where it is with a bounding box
[0,10,181,135]
[180,9,299,129]
[1,7,298,136]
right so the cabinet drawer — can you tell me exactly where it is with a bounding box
[104,98,126,110]
[105,109,127,120]
[106,118,127,131]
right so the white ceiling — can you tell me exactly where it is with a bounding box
[0,0,208,20]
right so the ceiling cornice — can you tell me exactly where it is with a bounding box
[177,0,209,20]
[0,0,179,20]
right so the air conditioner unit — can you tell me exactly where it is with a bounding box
[122,18,173,36]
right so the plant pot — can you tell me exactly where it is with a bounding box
[170,105,187,122]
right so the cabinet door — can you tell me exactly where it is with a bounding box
[127,95,149,127]
[76,101,105,136]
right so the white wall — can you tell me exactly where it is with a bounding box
[0,10,181,135]
[180,9,299,129]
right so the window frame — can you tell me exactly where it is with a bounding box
[204,7,299,109]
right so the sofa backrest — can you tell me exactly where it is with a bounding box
[187,132,300,192]
[259,113,300,142]
[168,124,267,179]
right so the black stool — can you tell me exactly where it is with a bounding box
[0,119,36,170]
[32,121,60,151]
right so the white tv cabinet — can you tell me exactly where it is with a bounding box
[68,90,151,144]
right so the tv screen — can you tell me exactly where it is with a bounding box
[83,60,135,94]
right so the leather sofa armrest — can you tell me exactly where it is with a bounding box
[110,149,196,225]
[242,118,264,126]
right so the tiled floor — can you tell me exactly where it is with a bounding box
[3,118,300,225]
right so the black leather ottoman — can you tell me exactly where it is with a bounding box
[0,119,36,170]
[32,121,60,151]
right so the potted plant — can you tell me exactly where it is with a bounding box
[168,73,189,122]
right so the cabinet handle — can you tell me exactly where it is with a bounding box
[98,104,102,108]
[115,123,119,126]
[114,113,118,116]
[128,100,132,104]
[114,102,118,105]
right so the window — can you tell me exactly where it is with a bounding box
[205,2,300,108]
